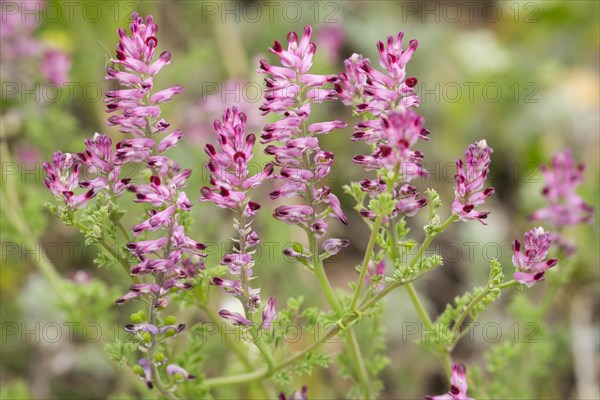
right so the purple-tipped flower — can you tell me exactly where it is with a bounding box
[512,227,558,287]
[322,238,350,255]
[262,297,277,329]
[452,140,495,224]
[218,310,252,326]
[424,363,474,400]
[529,150,594,227]
[137,358,153,389]
[166,364,195,381]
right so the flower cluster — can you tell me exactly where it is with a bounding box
[529,150,594,227]
[511,227,558,287]
[258,26,349,246]
[43,12,201,390]
[425,363,474,400]
[452,140,495,224]
[105,13,182,139]
[336,32,420,112]
[339,33,429,219]
[202,107,276,327]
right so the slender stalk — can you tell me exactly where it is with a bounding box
[202,274,417,389]
[350,215,383,310]
[401,215,458,329]
[451,280,519,338]
[405,283,434,330]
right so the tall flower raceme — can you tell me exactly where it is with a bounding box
[257,26,349,250]
[529,151,594,236]
[338,33,429,222]
[108,13,203,391]
[200,107,277,328]
[424,363,474,400]
[452,140,495,224]
[44,13,202,393]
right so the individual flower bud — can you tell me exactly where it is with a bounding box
[262,297,277,329]
[166,364,195,381]
[322,238,350,255]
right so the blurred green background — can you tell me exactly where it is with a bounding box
[1,1,598,399]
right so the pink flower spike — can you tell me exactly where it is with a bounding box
[529,150,594,227]
[452,140,494,224]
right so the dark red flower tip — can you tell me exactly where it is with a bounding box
[405,76,418,87]
[463,204,475,213]
[248,201,261,211]
[450,385,460,395]
[512,239,521,252]
[264,163,274,175]
[534,272,545,281]
[272,40,282,52]
[205,144,216,155]
[200,186,212,197]
[150,175,161,186]
[145,36,158,47]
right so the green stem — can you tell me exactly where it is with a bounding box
[401,214,458,329]
[347,329,371,399]
[405,283,433,330]
[202,274,417,389]
[350,215,383,310]
[452,280,519,338]
[311,245,343,313]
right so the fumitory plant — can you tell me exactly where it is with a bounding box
[41,13,594,399]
